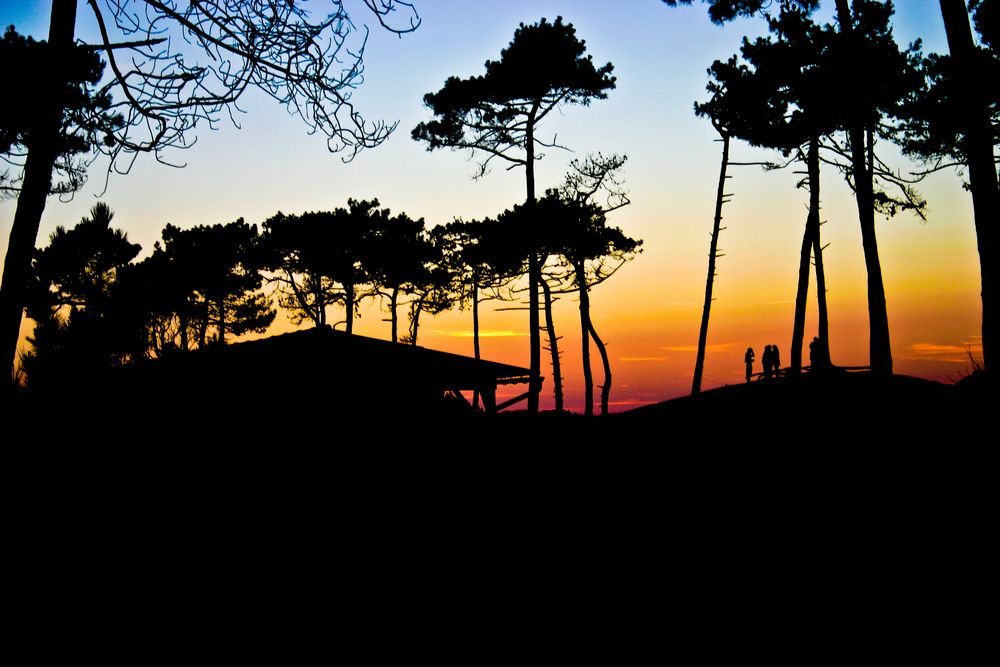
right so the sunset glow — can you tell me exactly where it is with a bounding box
[1,1,986,413]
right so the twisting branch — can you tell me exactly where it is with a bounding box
[78,0,420,186]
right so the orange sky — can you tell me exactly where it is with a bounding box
[1,1,986,411]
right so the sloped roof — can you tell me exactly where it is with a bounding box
[221,327,531,388]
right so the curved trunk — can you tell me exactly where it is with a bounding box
[316,272,326,327]
[577,262,594,417]
[216,297,226,344]
[525,101,541,413]
[345,281,355,335]
[790,137,821,374]
[813,219,831,368]
[692,128,730,394]
[588,318,611,416]
[472,280,481,410]
[179,311,189,351]
[540,276,563,411]
[199,308,209,348]
[1,0,77,383]
[409,295,425,346]
[390,286,399,343]
[835,0,892,375]
[940,0,998,372]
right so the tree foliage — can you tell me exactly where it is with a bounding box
[413,16,616,411]
[0,25,122,197]
[412,16,615,176]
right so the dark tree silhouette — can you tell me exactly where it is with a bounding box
[412,16,616,413]
[157,220,274,346]
[400,226,457,346]
[666,0,925,376]
[1,0,419,383]
[495,200,568,409]
[902,0,999,372]
[690,106,733,395]
[23,202,141,387]
[367,212,433,343]
[121,246,201,356]
[439,217,525,407]
[553,154,638,415]
[697,8,836,377]
[439,217,524,406]
[260,211,340,329]
[536,155,641,416]
[328,199,386,334]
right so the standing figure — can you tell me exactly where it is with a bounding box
[771,344,781,378]
[762,345,773,380]
[809,336,819,369]
[744,347,755,383]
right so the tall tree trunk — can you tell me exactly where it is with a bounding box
[790,137,821,374]
[472,280,481,410]
[345,282,355,334]
[289,269,316,326]
[525,103,541,413]
[390,286,399,343]
[940,0,998,372]
[577,262,594,417]
[216,297,226,344]
[540,275,563,411]
[199,309,208,348]
[588,318,611,416]
[835,0,893,375]
[0,0,77,383]
[316,272,326,327]
[179,311,189,351]
[813,216,831,368]
[409,296,425,346]
[692,127,730,394]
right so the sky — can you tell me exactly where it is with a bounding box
[0,1,984,412]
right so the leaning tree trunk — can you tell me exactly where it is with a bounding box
[588,318,612,416]
[0,0,77,384]
[790,137,821,374]
[835,0,893,376]
[344,282,355,334]
[316,272,326,327]
[525,102,541,413]
[813,215,831,368]
[577,262,594,417]
[940,0,998,373]
[540,276,563,412]
[472,280,481,410]
[179,311,189,351]
[216,297,226,344]
[390,286,399,343]
[692,125,730,394]
[408,295,426,346]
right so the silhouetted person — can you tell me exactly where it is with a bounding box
[761,345,772,380]
[745,346,755,383]
[809,336,829,372]
[771,344,781,378]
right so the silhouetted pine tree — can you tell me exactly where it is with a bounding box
[413,16,616,413]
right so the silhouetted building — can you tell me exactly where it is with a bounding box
[97,327,534,417]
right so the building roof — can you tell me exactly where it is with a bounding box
[220,327,532,389]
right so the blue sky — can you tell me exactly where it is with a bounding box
[1,1,981,407]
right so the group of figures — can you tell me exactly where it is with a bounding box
[743,336,831,383]
[743,344,781,383]
[808,336,830,371]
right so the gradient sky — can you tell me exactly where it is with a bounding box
[0,1,983,411]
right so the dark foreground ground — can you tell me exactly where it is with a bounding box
[11,367,990,444]
[494,369,992,441]
[6,369,992,593]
